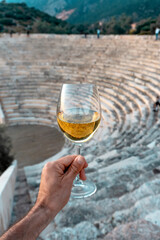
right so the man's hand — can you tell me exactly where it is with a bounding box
[36,155,88,218]
[0,155,88,240]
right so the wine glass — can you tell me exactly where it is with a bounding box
[56,83,101,198]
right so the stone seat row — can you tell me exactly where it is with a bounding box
[0,62,159,86]
[0,77,156,135]
[96,59,160,84]
[1,40,159,61]
[1,54,160,85]
[0,74,156,107]
[96,79,157,144]
[100,95,151,147]
[3,94,150,149]
[0,77,151,112]
[1,91,154,149]
[0,36,159,143]
[1,50,160,71]
[0,57,160,79]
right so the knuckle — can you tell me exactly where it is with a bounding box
[44,162,52,169]
[43,162,55,173]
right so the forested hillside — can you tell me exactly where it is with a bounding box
[0,1,160,35]
[0,2,72,33]
[4,0,160,24]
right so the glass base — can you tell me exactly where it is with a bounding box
[71,179,97,199]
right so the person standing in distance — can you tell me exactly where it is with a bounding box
[155,27,160,40]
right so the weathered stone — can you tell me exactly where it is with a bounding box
[75,221,99,240]
[103,220,160,240]
[46,227,77,240]
[145,210,160,227]
[45,222,99,240]
[55,204,102,227]
[112,194,160,227]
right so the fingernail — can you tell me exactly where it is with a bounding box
[77,156,83,165]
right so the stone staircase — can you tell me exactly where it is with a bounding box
[0,34,160,239]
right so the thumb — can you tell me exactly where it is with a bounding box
[67,155,86,181]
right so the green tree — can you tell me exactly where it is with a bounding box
[0,125,13,175]
[0,24,3,32]
[0,18,16,26]
[135,18,153,34]
[119,13,132,33]
[76,24,85,34]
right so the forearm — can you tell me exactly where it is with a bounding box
[0,203,54,240]
[0,155,87,240]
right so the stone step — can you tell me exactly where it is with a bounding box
[10,168,32,226]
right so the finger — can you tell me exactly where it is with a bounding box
[58,155,77,168]
[79,168,87,181]
[84,161,88,168]
[66,155,87,181]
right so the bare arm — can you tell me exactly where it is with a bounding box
[1,203,52,240]
[0,155,87,240]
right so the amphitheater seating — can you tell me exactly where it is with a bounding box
[0,34,160,239]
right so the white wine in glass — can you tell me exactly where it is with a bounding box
[57,84,101,198]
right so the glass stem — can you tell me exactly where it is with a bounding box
[76,144,81,155]
[74,144,82,185]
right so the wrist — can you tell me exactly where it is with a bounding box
[35,198,57,220]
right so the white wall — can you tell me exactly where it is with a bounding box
[0,160,17,236]
[0,104,5,124]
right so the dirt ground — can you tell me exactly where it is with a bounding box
[6,125,65,168]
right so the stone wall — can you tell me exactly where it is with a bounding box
[0,160,17,235]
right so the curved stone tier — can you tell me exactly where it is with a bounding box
[0,34,160,239]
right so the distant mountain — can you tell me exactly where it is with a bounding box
[3,0,160,24]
